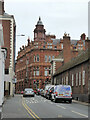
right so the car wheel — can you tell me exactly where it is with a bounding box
[55,98,57,103]
[51,97,53,101]
[48,96,50,100]
[69,100,72,103]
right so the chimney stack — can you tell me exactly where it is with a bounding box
[63,33,71,63]
[27,37,30,46]
[85,37,90,50]
[80,33,86,40]
[0,0,5,15]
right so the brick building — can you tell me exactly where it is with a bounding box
[0,0,16,96]
[51,33,89,102]
[51,33,86,83]
[15,17,63,93]
[15,17,87,93]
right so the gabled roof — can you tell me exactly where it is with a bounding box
[53,50,89,76]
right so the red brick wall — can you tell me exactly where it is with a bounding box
[2,20,11,70]
[63,35,71,63]
[56,62,62,71]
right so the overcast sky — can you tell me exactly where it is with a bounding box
[4,0,89,58]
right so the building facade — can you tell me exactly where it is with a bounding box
[0,23,7,106]
[52,50,89,102]
[0,0,16,96]
[16,17,62,93]
[51,34,89,102]
[16,17,87,93]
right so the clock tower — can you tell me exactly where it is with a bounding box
[34,17,46,41]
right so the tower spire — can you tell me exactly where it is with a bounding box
[39,16,41,20]
[37,16,43,25]
[34,17,46,41]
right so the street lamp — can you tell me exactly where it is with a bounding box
[17,34,25,36]
[16,34,25,92]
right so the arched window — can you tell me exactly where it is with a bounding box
[45,55,47,62]
[44,67,48,76]
[33,67,36,76]
[35,33,37,38]
[49,67,51,76]
[48,56,51,62]
[36,66,39,76]
[34,55,36,62]
[37,55,39,62]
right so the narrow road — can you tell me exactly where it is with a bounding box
[2,94,88,119]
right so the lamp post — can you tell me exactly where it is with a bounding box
[16,34,25,92]
[17,34,25,36]
[25,57,29,86]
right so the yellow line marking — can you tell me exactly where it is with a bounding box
[22,97,41,120]
[25,102,41,120]
[22,101,37,120]
[71,111,88,118]
[56,105,66,109]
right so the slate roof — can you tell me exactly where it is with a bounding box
[51,38,60,45]
[54,50,89,76]
[55,51,63,59]
[51,38,79,46]
[0,13,13,18]
[71,39,78,45]
[0,13,16,24]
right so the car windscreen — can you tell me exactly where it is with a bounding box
[25,89,33,91]
[58,86,70,92]
[55,86,71,93]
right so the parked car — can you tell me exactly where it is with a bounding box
[51,85,72,103]
[23,88,35,97]
[46,85,55,99]
[21,91,24,94]
[40,89,45,96]
[34,90,37,94]
[36,89,41,95]
[44,84,52,98]
[17,91,20,94]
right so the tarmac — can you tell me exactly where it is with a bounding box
[0,97,88,113]
[0,97,89,119]
[72,99,89,106]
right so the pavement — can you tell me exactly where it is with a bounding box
[0,106,2,120]
[72,99,88,106]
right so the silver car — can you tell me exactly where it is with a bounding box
[23,88,35,97]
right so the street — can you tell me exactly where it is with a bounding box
[1,94,88,119]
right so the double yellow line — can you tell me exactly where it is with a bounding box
[22,98,41,120]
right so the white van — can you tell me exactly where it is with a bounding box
[51,85,72,103]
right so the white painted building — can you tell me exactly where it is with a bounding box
[0,0,16,97]
[0,23,6,106]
